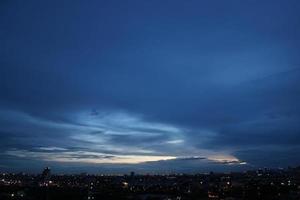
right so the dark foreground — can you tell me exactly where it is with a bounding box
[1,167,300,200]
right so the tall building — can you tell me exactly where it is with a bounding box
[41,167,51,182]
[130,171,135,177]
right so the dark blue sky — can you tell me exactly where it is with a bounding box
[0,0,300,173]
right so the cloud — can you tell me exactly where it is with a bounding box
[35,147,68,151]
[4,149,176,164]
[2,148,248,174]
[0,0,300,172]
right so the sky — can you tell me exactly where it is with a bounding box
[0,0,300,174]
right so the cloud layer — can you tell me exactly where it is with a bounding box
[0,0,300,173]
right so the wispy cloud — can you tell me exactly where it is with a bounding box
[4,149,176,164]
[35,147,68,151]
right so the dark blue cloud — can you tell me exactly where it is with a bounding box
[0,0,300,172]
